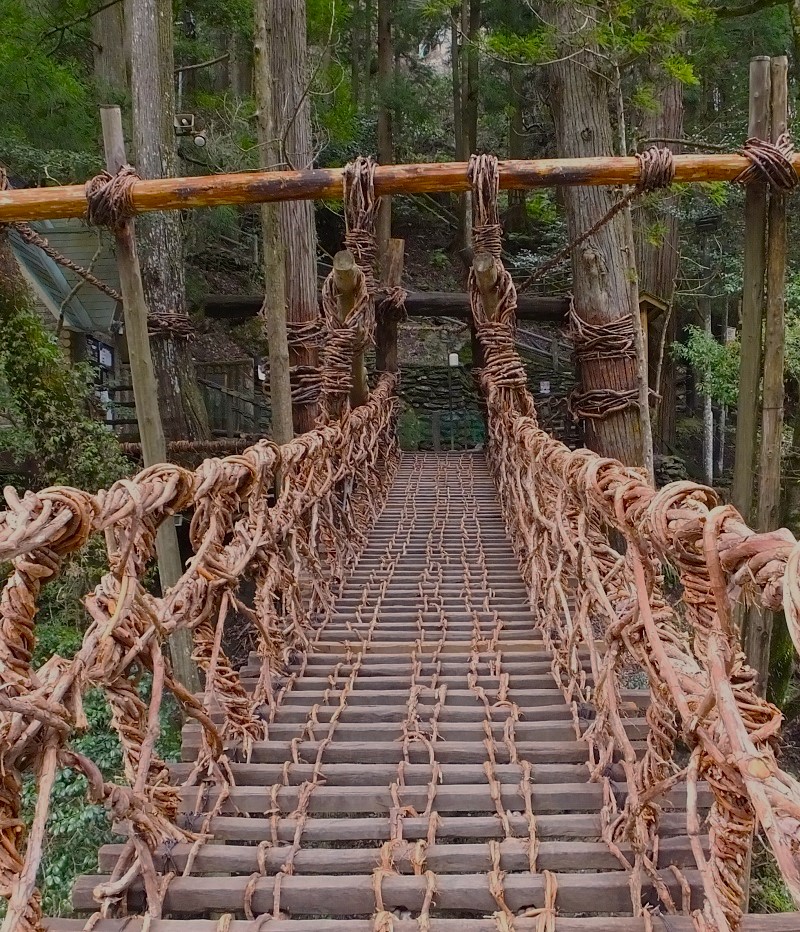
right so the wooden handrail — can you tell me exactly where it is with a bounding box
[0,153,788,223]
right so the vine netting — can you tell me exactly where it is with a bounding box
[469,152,800,930]
[0,374,396,930]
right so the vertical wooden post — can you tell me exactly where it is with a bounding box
[745,56,790,692]
[732,57,771,520]
[376,238,404,373]
[473,252,500,319]
[551,336,560,373]
[100,106,199,694]
[328,250,368,408]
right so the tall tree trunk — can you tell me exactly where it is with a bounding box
[790,0,800,99]
[452,1,479,251]
[363,0,373,108]
[715,299,730,478]
[506,65,527,235]
[126,0,209,441]
[544,7,650,467]
[636,78,683,455]
[351,0,362,107]
[376,0,393,256]
[229,33,253,98]
[254,0,293,444]
[92,0,128,95]
[700,267,715,485]
[271,0,319,432]
[451,11,463,162]
[464,0,480,155]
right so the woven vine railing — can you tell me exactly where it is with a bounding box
[468,153,800,931]
[0,223,394,932]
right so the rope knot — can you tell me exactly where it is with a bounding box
[735,134,798,191]
[85,165,140,230]
[635,145,675,194]
[343,155,379,292]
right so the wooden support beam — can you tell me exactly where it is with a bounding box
[202,290,570,322]
[99,107,199,694]
[732,57,771,520]
[330,250,368,407]
[472,251,500,321]
[376,238,404,372]
[3,154,799,223]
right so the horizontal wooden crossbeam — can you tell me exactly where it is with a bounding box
[0,153,788,223]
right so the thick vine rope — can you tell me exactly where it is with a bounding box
[0,373,398,930]
[470,153,800,932]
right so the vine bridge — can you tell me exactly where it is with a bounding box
[2,153,800,931]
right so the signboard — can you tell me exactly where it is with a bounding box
[539,380,551,396]
[86,336,115,371]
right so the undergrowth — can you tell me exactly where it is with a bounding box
[6,546,184,917]
[749,837,795,913]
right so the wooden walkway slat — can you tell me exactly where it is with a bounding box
[97,837,700,874]
[44,918,800,931]
[73,869,704,914]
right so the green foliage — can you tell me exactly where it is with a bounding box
[483,27,556,64]
[0,246,129,490]
[662,52,699,85]
[525,192,559,226]
[673,325,739,406]
[750,840,795,913]
[0,0,101,182]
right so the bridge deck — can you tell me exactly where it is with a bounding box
[51,454,797,929]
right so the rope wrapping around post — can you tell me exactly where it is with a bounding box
[85,163,196,340]
[317,250,372,420]
[315,157,384,420]
[467,155,533,414]
[567,305,642,422]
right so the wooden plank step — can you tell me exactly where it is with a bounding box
[175,781,701,816]
[284,641,553,655]
[235,675,575,691]
[238,685,623,702]
[308,611,540,623]
[44,916,800,931]
[72,870,704,915]
[170,810,695,844]
[198,703,575,725]
[182,718,650,743]
[98,835,699,875]
[181,738,641,764]
[168,761,608,786]
[237,687,595,704]
[262,657,596,673]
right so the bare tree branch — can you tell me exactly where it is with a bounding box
[43,0,122,40]
[175,53,230,75]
